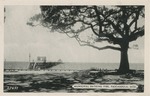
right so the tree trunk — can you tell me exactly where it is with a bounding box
[118,44,130,74]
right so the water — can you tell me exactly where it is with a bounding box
[4,61,30,69]
[4,61,144,70]
[51,62,144,70]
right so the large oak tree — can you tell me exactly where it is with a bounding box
[28,5,144,74]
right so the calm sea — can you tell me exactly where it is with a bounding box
[4,61,144,70]
[51,62,144,70]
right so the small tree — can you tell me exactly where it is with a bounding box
[28,5,144,74]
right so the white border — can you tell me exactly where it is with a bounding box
[0,0,150,96]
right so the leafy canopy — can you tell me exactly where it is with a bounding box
[28,6,144,51]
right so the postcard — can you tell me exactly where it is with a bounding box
[0,0,150,96]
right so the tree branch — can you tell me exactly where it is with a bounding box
[129,13,139,28]
[74,34,121,51]
[88,45,121,51]
[93,6,102,35]
[106,19,124,37]
[129,29,144,42]
[90,24,99,36]
[77,6,93,13]
[128,6,143,27]
[105,9,122,19]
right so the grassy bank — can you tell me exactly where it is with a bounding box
[4,69,144,92]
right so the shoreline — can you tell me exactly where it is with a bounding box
[4,69,144,75]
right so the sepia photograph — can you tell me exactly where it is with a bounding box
[4,5,144,93]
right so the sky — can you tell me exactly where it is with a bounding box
[4,6,144,63]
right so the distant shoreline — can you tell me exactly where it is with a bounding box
[4,61,144,64]
[4,69,144,75]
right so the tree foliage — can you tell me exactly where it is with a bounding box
[28,5,144,51]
